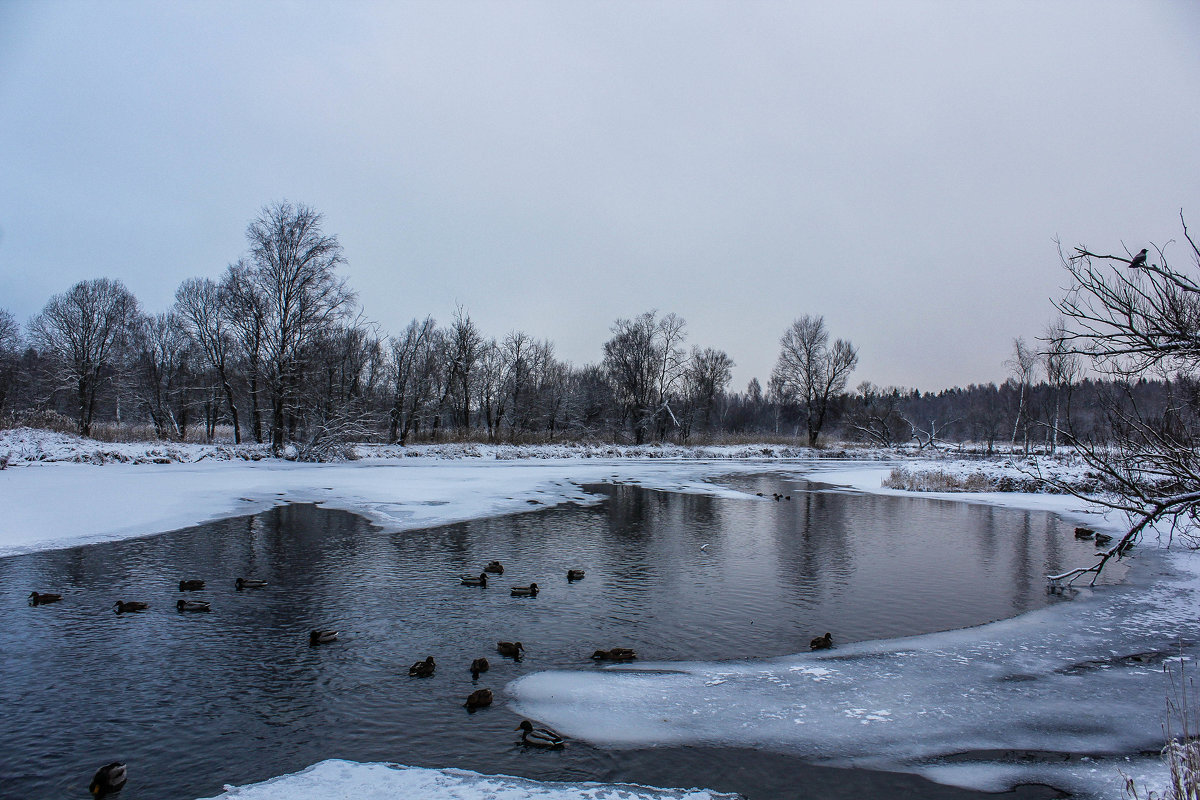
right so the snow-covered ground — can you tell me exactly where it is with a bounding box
[0,427,1187,799]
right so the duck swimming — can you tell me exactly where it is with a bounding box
[409,656,436,677]
[810,632,833,650]
[176,600,211,612]
[309,630,339,645]
[113,601,149,613]
[89,761,127,797]
[28,592,62,606]
[510,583,539,597]
[178,580,205,591]
[465,688,493,711]
[460,573,488,587]
[235,578,268,590]
[567,569,585,581]
[484,561,504,574]
[497,641,524,659]
[516,719,564,747]
[591,647,637,661]
[471,657,490,679]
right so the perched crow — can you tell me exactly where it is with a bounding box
[1129,248,1148,268]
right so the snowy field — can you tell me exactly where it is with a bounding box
[0,427,1187,799]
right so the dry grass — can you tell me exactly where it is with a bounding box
[882,467,998,493]
[1125,661,1200,800]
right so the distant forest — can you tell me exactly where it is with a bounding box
[0,202,1174,456]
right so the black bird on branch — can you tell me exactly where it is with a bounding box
[1129,248,1148,268]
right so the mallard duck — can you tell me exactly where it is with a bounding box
[511,583,539,597]
[516,719,564,747]
[89,761,127,797]
[178,579,205,591]
[591,647,637,661]
[1074,527,1096,540]
[460,573,488,587]
[176,600,211,612]
[810,632,833,650]
[567,569,585,581]
[1094,532,1114,546]
[497,641,524,659]
[485,561,504,574]
[235,578,268,590]
[471,657,490,679]
[28,591,62,606]
[409,656,436,677]
[465,688,493,711]
[309,630,338,645]
[113,601,149,613]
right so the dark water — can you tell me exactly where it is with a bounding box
[0,476,1111,800]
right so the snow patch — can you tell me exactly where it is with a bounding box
[196,759,739,800]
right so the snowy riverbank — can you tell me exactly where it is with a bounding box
[0,428,1184,799]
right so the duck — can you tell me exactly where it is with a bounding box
[516,719,565,748]
[497,641,524,659]
[409,656,436,677]
[591,647,637,661]
[309,630,339,645]
[471,657,490,679]
[235,578,268,590]
[113,601,149,614]
[484,561,505,574]
[1094,532,1114,546]
[178,579,205,591]
[511,583,539,597]
[810,632,833,651]
[176,600,211,612]
[1074,527,1096,540]
[28,591,62,606]
[460,573,488,587]
[464,688,493,711]
[567,569,585,581]
[89,761,127,797]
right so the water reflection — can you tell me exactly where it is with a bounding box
[0,477,1116,800]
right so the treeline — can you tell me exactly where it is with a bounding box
[0,202,1170,455]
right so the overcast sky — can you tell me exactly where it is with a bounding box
[1,1,1197,392]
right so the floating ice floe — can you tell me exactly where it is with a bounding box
[196,759,740,800]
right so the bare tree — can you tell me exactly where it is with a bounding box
[680,346,734,440]
[1041,314,1082,453]
[1049,216,1200,579]
[771,315,858,446]
[175,277,242,442]
[602,311,689,443]
[1005,337,1039,451]
[440,307,483,436]
[220,260,268,442]
[0,308,21,418]
[243,201,355,451]
[130,311,195,439]
[27,278,140,436]
[846,382,907,447]
[388,317,441,444]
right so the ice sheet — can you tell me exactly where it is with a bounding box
[196,759,740,800]
[0,456,773,557]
